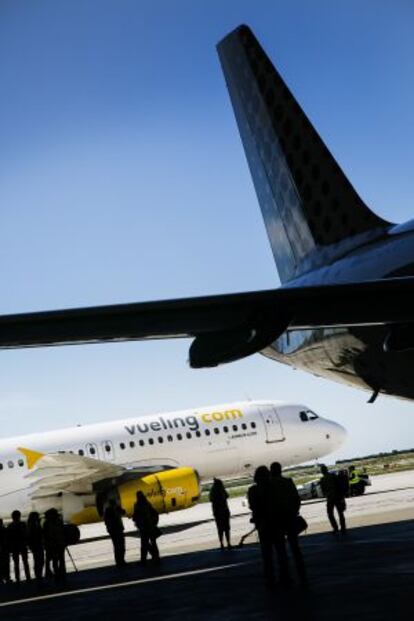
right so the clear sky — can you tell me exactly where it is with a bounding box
[0,0,413,462]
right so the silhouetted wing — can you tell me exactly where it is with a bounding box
[1,278,414,366]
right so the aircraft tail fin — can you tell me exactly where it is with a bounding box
[217,25,391,283]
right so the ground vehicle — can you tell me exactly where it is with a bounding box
[298,470,371,500]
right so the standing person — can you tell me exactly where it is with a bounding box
[27,512,45,583]
[0,519,10,584]
[132,492,160,565]
[7,510,31,583]
[104,499,126,567]
[270,462,307,586]
[209,478,232,549]
[248,466,275,587]
[319,465,347,534]
[43,509,66,582]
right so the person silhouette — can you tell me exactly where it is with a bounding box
[0,518,10,584]
[209,478,232,549]
[7,510,31,583]
[270,462,307,586]
[104,499,126,567]
[319,465,347,534]
[248,466,275,586]
[43,508,66,582]
[132,492,160,564]
[27,511,45,583]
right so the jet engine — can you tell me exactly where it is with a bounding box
[68,467,201,525]
[117,467,201,517]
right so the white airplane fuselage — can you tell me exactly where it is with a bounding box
[0,400,345,523]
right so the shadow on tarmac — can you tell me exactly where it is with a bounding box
[1,519,414,620]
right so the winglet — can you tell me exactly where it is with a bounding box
[17,447,44,470]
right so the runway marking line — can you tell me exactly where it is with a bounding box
[0,561,247,608]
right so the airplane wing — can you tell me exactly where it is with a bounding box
[24,451,173,499]
[1,278,414,367]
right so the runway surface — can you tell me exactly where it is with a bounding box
[1,469,414,619]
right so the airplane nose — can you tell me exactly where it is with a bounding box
[329,422,347,449]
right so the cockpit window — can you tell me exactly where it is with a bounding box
[300,410,319,422]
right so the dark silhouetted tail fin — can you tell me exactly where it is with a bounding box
[217,25,391,283]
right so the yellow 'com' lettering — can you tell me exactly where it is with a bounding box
[200,409,243,424]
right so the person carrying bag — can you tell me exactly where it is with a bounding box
[270,462,308,586]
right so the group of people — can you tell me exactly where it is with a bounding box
[210,462,353,589]
[0,508,67,585]
[104,491,161,568]
[1,463,352,588]
[210,463,307,588]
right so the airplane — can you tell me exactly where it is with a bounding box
[0,401,345,525]
[1,24,414,400]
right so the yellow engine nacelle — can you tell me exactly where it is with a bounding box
[118,467,201,518]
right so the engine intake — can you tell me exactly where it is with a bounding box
[189,317,289,368]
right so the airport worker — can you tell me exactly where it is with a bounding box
[27,511,45,583]
[132,491,161,564]
[248,465,276,587]
[43,508,66,582]
[270,462,307,585]
[348,465,362,495]
[319,465,346,534]
[104,499,127,567]
[209,478,232,549]
[0,518,11,584]
[7,510,31,583]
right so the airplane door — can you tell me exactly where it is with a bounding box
[259,405,285,443]
[101,440,115,461]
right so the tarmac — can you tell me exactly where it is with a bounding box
[1,470,414,620]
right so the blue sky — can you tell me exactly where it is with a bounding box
[0,0,413,461]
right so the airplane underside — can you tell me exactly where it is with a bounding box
[263,326,414,401]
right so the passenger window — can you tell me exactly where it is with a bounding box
[195,430,201,438]
[0,463,3,470]
[148,438,154,445]
[90,447,96,455]
[78,449,84,456]
[18,459,24,467]
[104,445,111,452]
[251,422,256,429]
[232,425,238,432]
[205,429,211,436]
[158,437,164,443]
[186,432,192,439]
[241,423,247,430]
[139,439,145,447]
[8,461,14,469]
[120,443,125,450]
[300,412,309,422]
[214,428,220,434]
[167,435,173,442]
[177,434,183,441]
[129,441,135,448]
[223,426,229,433]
